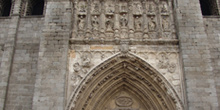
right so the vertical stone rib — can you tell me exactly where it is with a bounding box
[0,0,21,109]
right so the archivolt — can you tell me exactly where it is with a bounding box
[67,53,183,110]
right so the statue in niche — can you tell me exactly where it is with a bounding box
[106,16,114,31]
[78,15,85,30]
[92,16,99,31]
[92,3,100,14]
[134,16,142,30]
[162,17,169,31]
[78,2,87,13]
[148,17,156,31]
[120,2,128,12]
[120,14,128,28]
[133,2,142,15]
[161,2,168,13]
[106,4,115,14]
[148,2,155,14]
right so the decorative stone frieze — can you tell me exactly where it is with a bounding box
[71,0,175,42]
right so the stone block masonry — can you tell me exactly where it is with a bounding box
[176,0,219,109]
[204,17,220,109]
[32,1,72,110]
[3,17,43,110]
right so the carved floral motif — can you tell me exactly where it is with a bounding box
[157,53,176,73]
[115,97,133,107]
[71,53,92,89]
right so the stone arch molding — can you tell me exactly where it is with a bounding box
[66,53,184,110]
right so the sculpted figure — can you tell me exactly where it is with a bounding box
[92,16,99,31]
[71,75,82,88]
[78,15,85,30]
[106,16,114,31]
[162,17,169,30]
[73,63,81,73]
[148,17,156,31]
[120,14,128,28]
[92,3,100,13]
[106,4,114,14]
[79,3,86,13]
[161,2,168,13]
[168,63,176,73]
[81,55,91,68]
[134,16,141,30]
[135,3,142,14]
[148,2,155,13]
[157,53,169,69]
[120,2,127,12]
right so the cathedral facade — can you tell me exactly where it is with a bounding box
[0,0,219,110]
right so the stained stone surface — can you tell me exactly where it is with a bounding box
[0,0,219,110]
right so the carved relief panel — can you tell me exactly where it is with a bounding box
[68,45,183,101]
[71,0,176,41]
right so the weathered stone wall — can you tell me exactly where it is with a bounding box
[32,1,72,110]
[203,17,220,107]
[4,17,43,110]
[0,18,10,70]
[176,0,219,109]
[16,17,44,44]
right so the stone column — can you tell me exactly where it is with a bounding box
[85,1,92,38]
[32,0,72,110]
[100,2,105,33]
[72,1,78,38]
[176,0,219,109]
[0,0,21,109]
[128,2,134,35]
[114,4,120,38]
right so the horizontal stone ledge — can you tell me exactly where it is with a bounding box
[69,38,179,45]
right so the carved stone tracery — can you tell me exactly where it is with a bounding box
[67,53,183,110]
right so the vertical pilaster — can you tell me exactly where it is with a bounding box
[0,0,21,109]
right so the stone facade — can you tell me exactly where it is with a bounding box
[0,0,219,110]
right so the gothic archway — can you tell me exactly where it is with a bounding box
[67,53,183,110]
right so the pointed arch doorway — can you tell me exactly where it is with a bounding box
[67,53,183,110]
